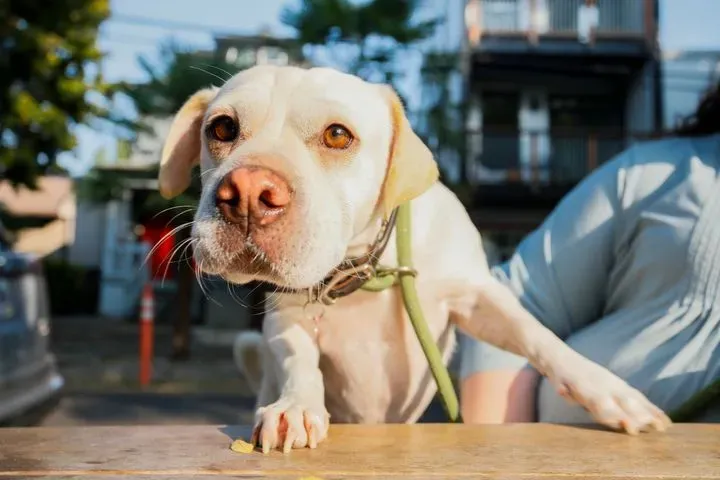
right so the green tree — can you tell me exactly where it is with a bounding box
[129,43,228,120]
[281,0,437,87]
[418,52,466,189]
[0,0,126,187]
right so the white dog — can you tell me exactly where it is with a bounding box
[158,65,670,453]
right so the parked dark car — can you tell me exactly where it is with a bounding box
[0,223,64,425]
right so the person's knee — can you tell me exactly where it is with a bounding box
[537,377,594,424]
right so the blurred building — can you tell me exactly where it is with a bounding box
[213,33,309,69]
[460,0,662,258]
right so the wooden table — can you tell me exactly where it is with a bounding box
[0,424,718,479]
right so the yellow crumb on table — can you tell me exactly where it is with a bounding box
[229,438,255,454]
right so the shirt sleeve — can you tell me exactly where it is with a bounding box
[460,147,633,378]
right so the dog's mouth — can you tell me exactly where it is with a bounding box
[226,244,277,278]
[193,233,276,279]
[196,206,400,301]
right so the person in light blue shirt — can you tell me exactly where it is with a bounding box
[460,83,720,424]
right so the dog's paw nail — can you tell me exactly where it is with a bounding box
[253,400,328,452]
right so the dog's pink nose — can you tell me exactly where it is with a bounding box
[215,166,291,226]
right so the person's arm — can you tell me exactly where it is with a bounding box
[460,148,634,424]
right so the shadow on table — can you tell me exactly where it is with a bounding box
[43,393,257,426]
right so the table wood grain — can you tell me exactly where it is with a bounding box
[0,424,718,479]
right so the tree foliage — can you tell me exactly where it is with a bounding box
[281,0,437,85]
[128,43,230,117]
[418,51,465,185]
[0,0,123,187]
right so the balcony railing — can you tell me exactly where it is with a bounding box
[466,128,627,186]
[466,0,655,45]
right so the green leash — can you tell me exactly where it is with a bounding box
[361,201,717,424]
[361,202,461,423]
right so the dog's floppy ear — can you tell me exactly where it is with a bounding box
[158,87,217,199]
[379,86,439,218]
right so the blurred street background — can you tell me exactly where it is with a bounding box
[0,0,719,427]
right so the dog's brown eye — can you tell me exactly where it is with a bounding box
[209,115,238,142]
[322,124,353,149]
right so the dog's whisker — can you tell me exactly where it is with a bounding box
[257,283,278,311]
[250,251,262,265]
[178,237,197,267]
[196,260,223,307]
[196,63,234,80]
[166,208,197,228]
[263,289,282,314]
[151,205,196,221]
[160,235,197,286]
[200,167,218,178]
[227,282,250,309]
[165,237,195,266]
[246,279,268,298]
[190,65,229,85]
[268,285,290,313]
[142,221,195,269]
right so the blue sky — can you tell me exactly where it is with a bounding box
[60,0,720,175]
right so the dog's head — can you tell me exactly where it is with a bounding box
[159,65,438,289]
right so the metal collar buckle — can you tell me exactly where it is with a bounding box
[307,263,375,306]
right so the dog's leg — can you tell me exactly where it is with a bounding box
[450,278,672,434]
[233,331,264,394]
[233,330,279,409]
[255,335,279,409]
[251,312,329,453]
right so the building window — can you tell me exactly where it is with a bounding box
[257,46,289,66]
[237,48,256,67]
[224,47,256,67]
[224,47,238,65]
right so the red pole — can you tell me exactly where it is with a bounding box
[139,284,155,387]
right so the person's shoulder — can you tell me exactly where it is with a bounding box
[624,134,720,170]
[613,134,720,204]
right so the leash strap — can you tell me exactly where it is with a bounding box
[395,202,462,423]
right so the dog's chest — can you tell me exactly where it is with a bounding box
[308,284,454,424]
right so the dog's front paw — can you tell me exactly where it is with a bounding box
[251,397,329,453]
[553,363,671,435]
